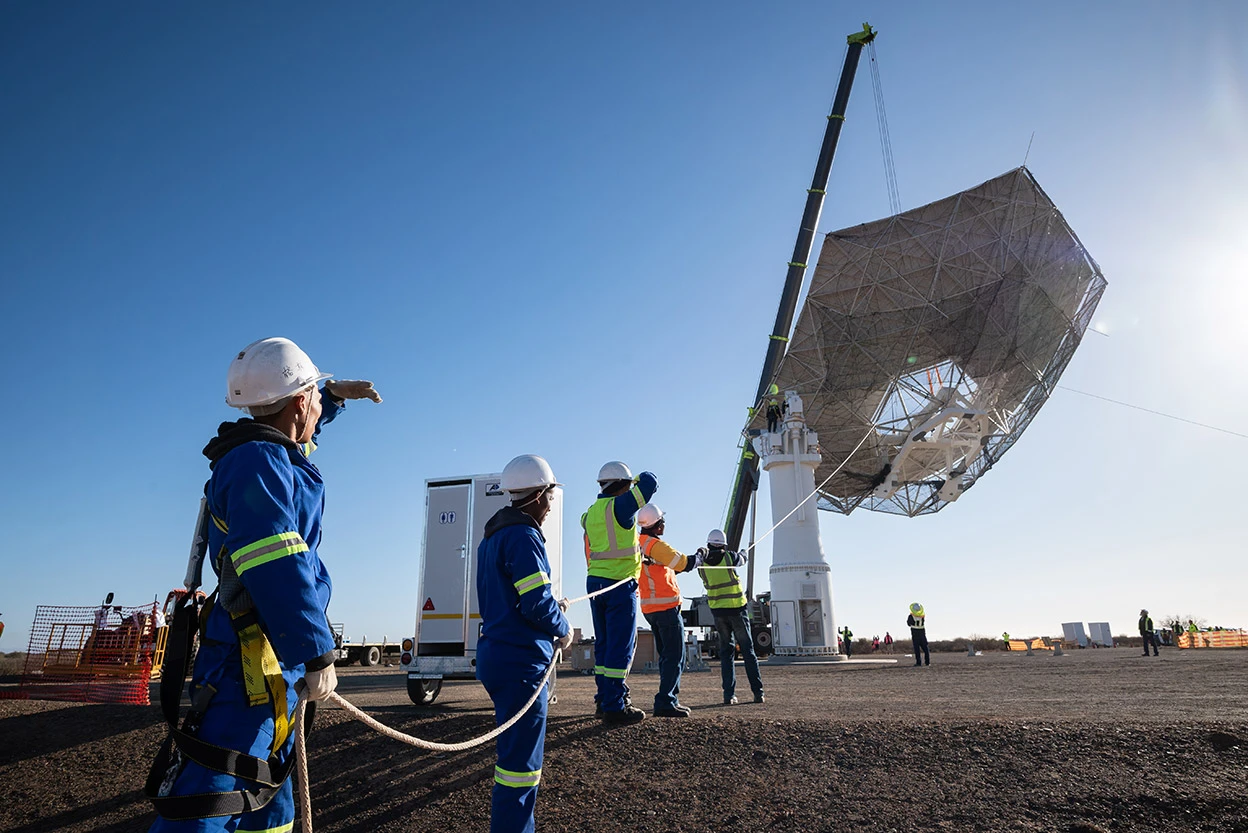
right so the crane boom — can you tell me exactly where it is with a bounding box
[723,23,876,550]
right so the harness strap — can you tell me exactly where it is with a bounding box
[231,609,291,753]
[145,574,308,821]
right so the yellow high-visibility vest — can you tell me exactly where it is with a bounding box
[581,489,643,581]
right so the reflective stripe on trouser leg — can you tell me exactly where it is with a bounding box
[476,638,548,833]
[147,653,298,833]
[587,576,636,712]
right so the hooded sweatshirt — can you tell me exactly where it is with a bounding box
[197,394,343,671]
[476,506,570,661]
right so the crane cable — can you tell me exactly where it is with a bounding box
[867,41,901,216]
[1057,385,1248,440]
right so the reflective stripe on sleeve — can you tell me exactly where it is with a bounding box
[602,666,628,679]
[495,766,542,788]
[513,570,551,596]
[231,532,309,575]
[238,821,294,833]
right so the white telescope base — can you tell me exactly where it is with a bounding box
[755,392,843,658]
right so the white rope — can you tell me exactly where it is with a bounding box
[295,699,311,831]
[289,436,877,831]
[293,657,558,832]
[729,425,876,562]
[291,573,636,831]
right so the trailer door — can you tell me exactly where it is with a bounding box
[418,481,472,650]
[466,476,509,653]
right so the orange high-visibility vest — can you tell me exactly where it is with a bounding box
[638,534,684,615]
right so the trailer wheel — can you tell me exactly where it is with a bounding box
[360,646,381,667]
[754,628,772,655]
[407,678,442,705]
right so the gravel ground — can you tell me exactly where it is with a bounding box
[1,647,1246,832]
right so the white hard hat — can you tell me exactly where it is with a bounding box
[597,461,633,484]
[637,504,664,529]
[707,529,727,547]
[501,454,561,494]
[226,338,331,411]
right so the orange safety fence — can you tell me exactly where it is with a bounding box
[1177,629,1248,649]
[0,602,167,704]
[1006,638,1057,651]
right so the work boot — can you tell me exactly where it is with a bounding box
[602,706,646,725]
[653,707,690,718]
[754,693,765,704]
[724,695,738,706]
[674,703,691,714]
[596,697,630,716]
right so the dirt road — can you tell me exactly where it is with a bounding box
[1,647,1245,832]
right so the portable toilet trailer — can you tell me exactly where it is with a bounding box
[401,474,563,704]
[1061,622,1089,648]
[1088,622,1113,647]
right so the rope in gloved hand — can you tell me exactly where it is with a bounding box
[290,575,631,831]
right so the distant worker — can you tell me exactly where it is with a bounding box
[582,461,656,724]
[636,503,698,717]
[841,625,854,658]
[94,593,118,632]
[1002,631,1011,650]
[1139,609,1160,656]
[477,454,573,833]
[147,338,381,831]
[765,399,781,433]
[699,529,764,705]
[1187,619,1199,633]
[871,634,880,653]
[908,603,930,667]
[0,613,4,643]
[883,631,893,653]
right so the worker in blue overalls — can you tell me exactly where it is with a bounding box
[582,460,657,725]
[148,337,381,832]
[477,454,572,833]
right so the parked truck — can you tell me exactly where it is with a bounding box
[682,591,773,658]
[331,623,400,667]
[399,473,563,705]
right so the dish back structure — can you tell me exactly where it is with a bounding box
[750,166,1106,516]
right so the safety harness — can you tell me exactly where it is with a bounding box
[144,492,313,820]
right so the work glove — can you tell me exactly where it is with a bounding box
[558,597,570,613]
[303,663,338,702]
[696,547,708,559]
[324,379,383,403]
[556,631,574,653]
[680,554,699,573]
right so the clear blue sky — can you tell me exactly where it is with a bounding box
[3,2,1246,652]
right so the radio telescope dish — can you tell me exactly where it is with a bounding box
[751,167,1107,516]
